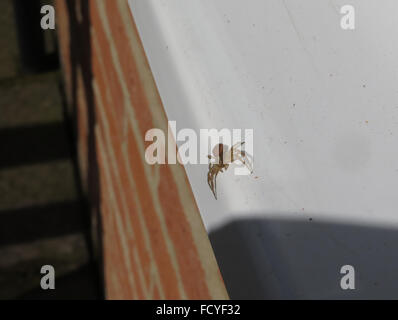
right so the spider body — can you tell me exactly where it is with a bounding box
[207,142,253,199]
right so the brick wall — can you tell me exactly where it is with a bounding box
[55,0,228,300]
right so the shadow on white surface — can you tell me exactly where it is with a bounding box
[209,215,398,299]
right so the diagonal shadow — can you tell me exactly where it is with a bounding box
[209,215,398,299]
[63,0,104,299]
[0,201,86,246]
[0,122,71,169]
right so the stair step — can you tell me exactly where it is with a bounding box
[0,201,88,246]
[0,233,89,299]
[0,0,19,80]
[0,160,78,211]
[0,122,72,169]
[0,72,63,129]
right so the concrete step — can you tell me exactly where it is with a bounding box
[0,72,63,129]
[0,0,19,80]
[0,234,91,299]
[0,69,100,299]
[19,263,100,300]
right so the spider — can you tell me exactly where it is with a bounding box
[207,142,253,199]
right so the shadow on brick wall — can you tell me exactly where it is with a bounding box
[63,0,104,299]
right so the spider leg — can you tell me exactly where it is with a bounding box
[208,155,213,170]
[235,152,253,173]
[207,164,228,199]
[214,169,220,199]
[207,165,218,199]
[231,141,245,150]
[208,165,214,189]
[242,151,254,173]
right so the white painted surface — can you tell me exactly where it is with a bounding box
[128,0,398,299]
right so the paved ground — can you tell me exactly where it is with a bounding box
[0,0,101,299]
